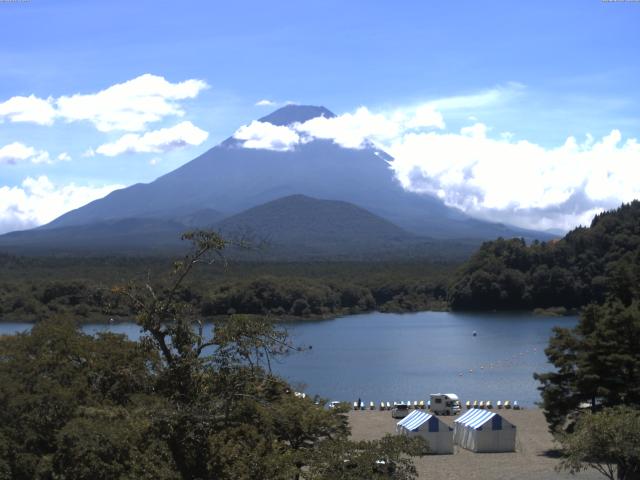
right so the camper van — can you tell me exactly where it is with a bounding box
[429,393,461,416]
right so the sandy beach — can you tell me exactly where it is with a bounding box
[348,408,601,480]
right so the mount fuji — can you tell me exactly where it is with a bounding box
[0,105,552,257]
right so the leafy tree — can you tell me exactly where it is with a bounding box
[304,435,428,480]
[557,406,640,480]
[0,232,427,478]
[450,201,640,311]
[113,231,425,478]
[52,407,179,480]
[535,300,640,431]
[0,318,157,479]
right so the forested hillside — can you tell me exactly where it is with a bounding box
[0,256,453,322]
[449,201,640,310]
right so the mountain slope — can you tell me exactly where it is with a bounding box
[2,104,553,255]
[215,194,418,258]
[0,218,187,254]
[0,195,477,259]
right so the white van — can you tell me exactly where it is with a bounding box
[429,393,461,415]
[391,402,410,418]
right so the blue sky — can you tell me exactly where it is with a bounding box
[0,0,639,232]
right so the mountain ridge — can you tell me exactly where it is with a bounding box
[0,194,478,259]
[1,104,554,256]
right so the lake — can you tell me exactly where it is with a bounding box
[0,311,577,407]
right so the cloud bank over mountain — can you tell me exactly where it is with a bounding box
[1,73,638,235]
[231,95,640,232]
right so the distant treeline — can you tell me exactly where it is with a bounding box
[449,201,640,311]
[4,201,640,321]
[0,257,454,322]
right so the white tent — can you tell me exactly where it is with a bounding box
[396,410,454,454]
[453,409,516,453]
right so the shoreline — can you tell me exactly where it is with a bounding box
[0,303,579,325]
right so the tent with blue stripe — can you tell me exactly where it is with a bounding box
[453,409,516,452]
[396,410,454,454]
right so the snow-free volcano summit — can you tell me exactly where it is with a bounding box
[0,105,552,257]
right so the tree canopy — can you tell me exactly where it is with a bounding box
[557,406,640,480]
[535,300,640,431]
[0,231,426,479]
[449,201,640,311]
[532,205,640,479]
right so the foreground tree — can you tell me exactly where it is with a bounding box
[0,318,160,479]
[557,406,640,480]
[535,300,640,431]
[0,231,426,479]
[304,435,427,480]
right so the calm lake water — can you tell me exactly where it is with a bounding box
[0,311,578,407]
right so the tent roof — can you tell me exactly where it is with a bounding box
[396,410,434,432]
[454,409,499,430]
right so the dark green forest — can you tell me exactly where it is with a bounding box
[4,201,640,323]
[531,206,640,478]
[0,256,453,323]
[449,201,640,311]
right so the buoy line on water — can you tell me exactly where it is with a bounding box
[457,346,540,378]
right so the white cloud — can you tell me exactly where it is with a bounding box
[232,105,445,151]
[56,74,208,132]
[389,126,640,231]
[428,82,525,111]
[296,105,444,149]
[233,120,301,151]
[0,142,51,165]
[0,95,57,125]
[0,74,208,132]
[401,104,446,130]
[149,157,161,166]
[255,99,276,106]
[235,85,512,152]
[231,87,640,230]
[95,121,209,156]
[57,152,71,162]
[297,107,405,149]
[0,176,123,234]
